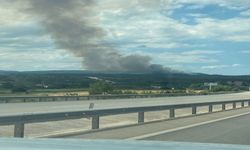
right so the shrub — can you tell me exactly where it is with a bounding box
[89,81,114,95]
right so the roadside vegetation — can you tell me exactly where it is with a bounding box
[0,71,249,96]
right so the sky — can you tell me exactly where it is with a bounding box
[0,0,250,75]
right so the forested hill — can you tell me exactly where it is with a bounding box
[0,70,250,91]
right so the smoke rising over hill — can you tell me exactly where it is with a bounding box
[24,0,173,73]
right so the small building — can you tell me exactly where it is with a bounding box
[35,83,49,89]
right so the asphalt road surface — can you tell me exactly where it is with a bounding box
[0,92,250,116]
[144,113,250,145]
[59,107,250,145]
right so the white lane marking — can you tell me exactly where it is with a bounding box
[127,111,250,140]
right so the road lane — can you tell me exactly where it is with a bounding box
[58,107,250,142]
[0,92,250,116]
[144,113,250,145]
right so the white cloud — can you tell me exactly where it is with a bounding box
[98,0,250,11]
[127,50,220,65]
[156,52,217,64]
[0,0,249,72]
[201,64,242,69]
[240,9,250,16]
[182,50,222,55]
[0,1,34,26]
[183,17,250,42]
[177,0,250,10]
[201,65,227,69]
[232,64,241,67]
[99,3,250,53]
[0,49,82,71]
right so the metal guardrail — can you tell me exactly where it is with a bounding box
[0,99,249,138]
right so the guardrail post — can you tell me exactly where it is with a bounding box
[92,115,99,129]
[248,100,250,107]
[233,102,236,109]
[208,105,213,113]
[241,101,244,107]
[192,106,197,115]
[222,104,226,111]
[14,123,24,138]
[138,112,144,123]
[169,108,175,118]
[52,97,56,101]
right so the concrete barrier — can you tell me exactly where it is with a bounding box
[0,92,232,104]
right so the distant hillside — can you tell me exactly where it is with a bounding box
[0,70,250,91]
[0,70,19,75]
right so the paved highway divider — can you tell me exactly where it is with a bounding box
[0,99,249,138]
[0,94,197,103]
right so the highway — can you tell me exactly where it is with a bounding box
[0,92,250,116]
[144,113,250,145]
[62,107,250,145]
